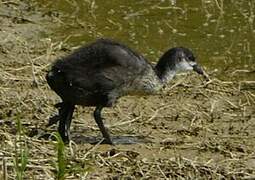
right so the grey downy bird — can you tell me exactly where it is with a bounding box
[46,39,208,144]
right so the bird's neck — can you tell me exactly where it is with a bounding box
[155,66,177,85]
[160,69,176,84]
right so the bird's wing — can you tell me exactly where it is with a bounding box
[60,45,149,95]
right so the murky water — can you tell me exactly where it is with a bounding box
[34,0,254,80]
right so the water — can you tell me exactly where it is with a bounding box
[35,0,254,80]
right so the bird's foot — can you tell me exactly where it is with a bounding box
[47,114,60,127]
[101,137,114,145]
[47,102,67,127]
[58,131,70,144]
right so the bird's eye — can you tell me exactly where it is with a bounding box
[189,56,195,61]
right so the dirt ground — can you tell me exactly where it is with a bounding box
[0,1,255,179]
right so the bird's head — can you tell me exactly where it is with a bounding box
[156,47,209,81]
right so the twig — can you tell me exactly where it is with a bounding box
[247,92,255,104]
[157,164,168,180]
[110,115,142,127]
[167,76,187,91]
[214,0,224,13]
[153,5,183,11]
[97,154,110,167]
[224,99,239,109]
[30,57,39,87]
[210,100,217,114]
[231,69,255,75]
[3,157,7,180]
[145,105,171,123]
[82,139,104,160]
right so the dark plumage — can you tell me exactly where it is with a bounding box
[46,39,208,144]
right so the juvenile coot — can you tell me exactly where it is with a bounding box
[46,39,208,144]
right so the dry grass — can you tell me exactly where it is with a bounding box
[0,1,255,179]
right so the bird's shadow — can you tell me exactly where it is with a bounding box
[72,134,152,145]
[37,131,152,145]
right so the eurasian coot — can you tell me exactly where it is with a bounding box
[46,39,208,144]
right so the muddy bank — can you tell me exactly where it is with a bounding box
[0,1,255,179]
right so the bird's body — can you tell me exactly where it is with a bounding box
[46,39,207,144]
[47,39,162,106]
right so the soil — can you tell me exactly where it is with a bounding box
[0,1,255,179]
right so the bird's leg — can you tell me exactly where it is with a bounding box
[94,106,113,145]
[47,102,66,127]
[57,103,75,143]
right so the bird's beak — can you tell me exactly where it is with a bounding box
[192,63,210,81]
[193,64,204,75]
